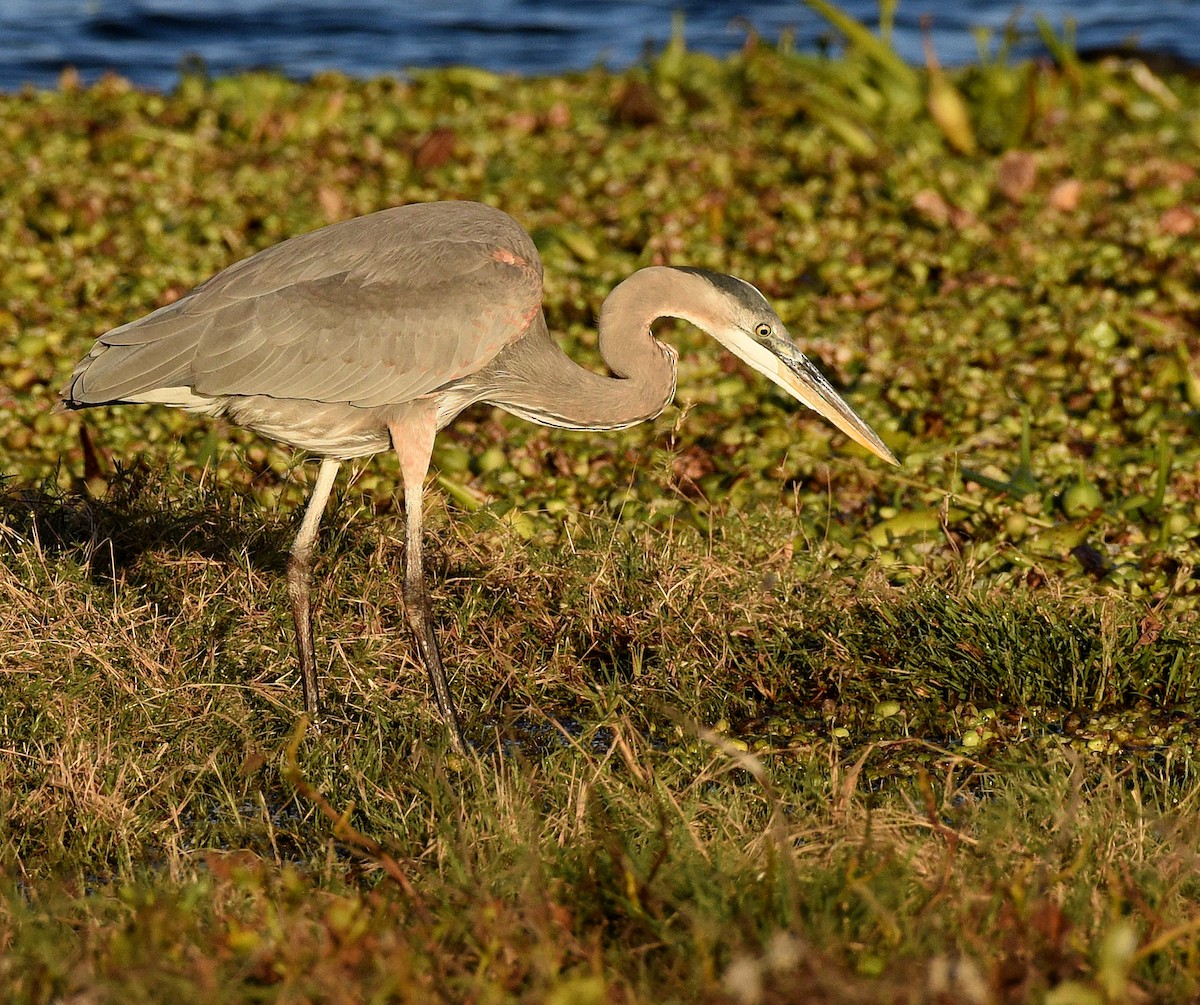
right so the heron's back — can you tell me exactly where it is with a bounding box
[60,201,545,456]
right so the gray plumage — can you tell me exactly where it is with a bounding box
[68,202,544,452]
[61,199,897,754]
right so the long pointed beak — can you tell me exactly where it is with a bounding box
[762,331,899,465]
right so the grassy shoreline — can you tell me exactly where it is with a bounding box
[2,20,1199,1003]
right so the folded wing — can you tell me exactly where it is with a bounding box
[64,202,544,409]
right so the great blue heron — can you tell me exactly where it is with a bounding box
[60,200,898,755]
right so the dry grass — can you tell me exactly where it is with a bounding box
[1,469,1198,1002]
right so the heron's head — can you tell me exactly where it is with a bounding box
[669,267,899,467]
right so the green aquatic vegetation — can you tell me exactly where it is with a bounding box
[1,22,1200,1005]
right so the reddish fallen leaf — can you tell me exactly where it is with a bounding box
[1048,178,1082,212]
[545,101,571,129]
[413,127,457,169]
[997,150,1037,202]
[912,188,952,227]
[1138,612,1163,646]
[317,184,345,223]
[613,80,662,126]
[1159,205,1197,236]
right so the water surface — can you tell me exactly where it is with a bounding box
[0,1,1195,92]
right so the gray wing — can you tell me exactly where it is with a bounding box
[65,201,544,408]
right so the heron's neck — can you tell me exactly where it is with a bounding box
[473,268,718,432]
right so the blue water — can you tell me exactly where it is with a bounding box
[0,1,1195,93]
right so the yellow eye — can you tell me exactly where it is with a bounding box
[755,323,772,338]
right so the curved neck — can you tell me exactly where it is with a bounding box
[473,268,718,431]
[597,266,721,375]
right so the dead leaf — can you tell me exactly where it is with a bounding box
[912,189,952,227]
[613,80,662,126]
[1159,205,1197,236]
[317,185,345,223]
[1137,612,1163,646]
[413,127,457,169]
[997,150,1037,202]
[1049,179,1082,212]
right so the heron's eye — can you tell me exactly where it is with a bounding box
[754,323,772,339]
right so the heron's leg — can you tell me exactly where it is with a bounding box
[287,456,340,718]
[389,410,468,756]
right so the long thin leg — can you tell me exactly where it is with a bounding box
[287,456,340,717]
[389,411,468,755]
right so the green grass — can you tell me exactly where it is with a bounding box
[2,13,1200,1002]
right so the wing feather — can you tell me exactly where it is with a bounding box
[65,202,544,409]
